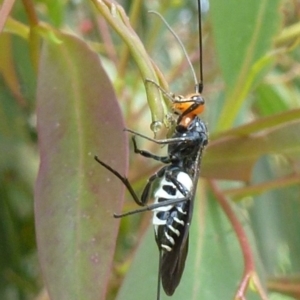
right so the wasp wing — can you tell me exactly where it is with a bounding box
[161,233,189,296]
[161,145,205,295]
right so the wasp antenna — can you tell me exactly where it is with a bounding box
[148,10,198,89]
[197,0,204,94]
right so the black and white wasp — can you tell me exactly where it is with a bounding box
[94,0,208,298]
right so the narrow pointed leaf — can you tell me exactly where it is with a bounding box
[203,118,300,181]
[210,0,282,129]
[35,31,127,300]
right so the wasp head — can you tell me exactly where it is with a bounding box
[172,93,205,127]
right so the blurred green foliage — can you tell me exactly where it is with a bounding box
[0,0,300,299]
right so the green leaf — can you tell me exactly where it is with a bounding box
[254,83,290,116]
[210,0,282,130]
[249,156,300,269]
[35,31,128,300]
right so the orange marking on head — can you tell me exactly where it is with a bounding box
[172,93,205,117]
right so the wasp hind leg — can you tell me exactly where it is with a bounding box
[94,156,142,207]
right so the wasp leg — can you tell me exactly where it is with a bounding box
[144,78,174,101]
[125,128,192,145]
[94,156,143,207]
[132,136,171,163]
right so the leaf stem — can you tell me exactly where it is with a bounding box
[21,0,39,26]
[91,0,168,128]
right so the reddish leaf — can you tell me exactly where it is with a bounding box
[203,118,300,181]
[0,0,15,32]
[35,31,127,300]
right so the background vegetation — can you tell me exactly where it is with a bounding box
[0,0,300,299]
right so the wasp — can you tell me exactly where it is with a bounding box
[94,0,208,298]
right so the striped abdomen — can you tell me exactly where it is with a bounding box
[153,171,193,252]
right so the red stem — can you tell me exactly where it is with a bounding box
[209,180,258,300]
